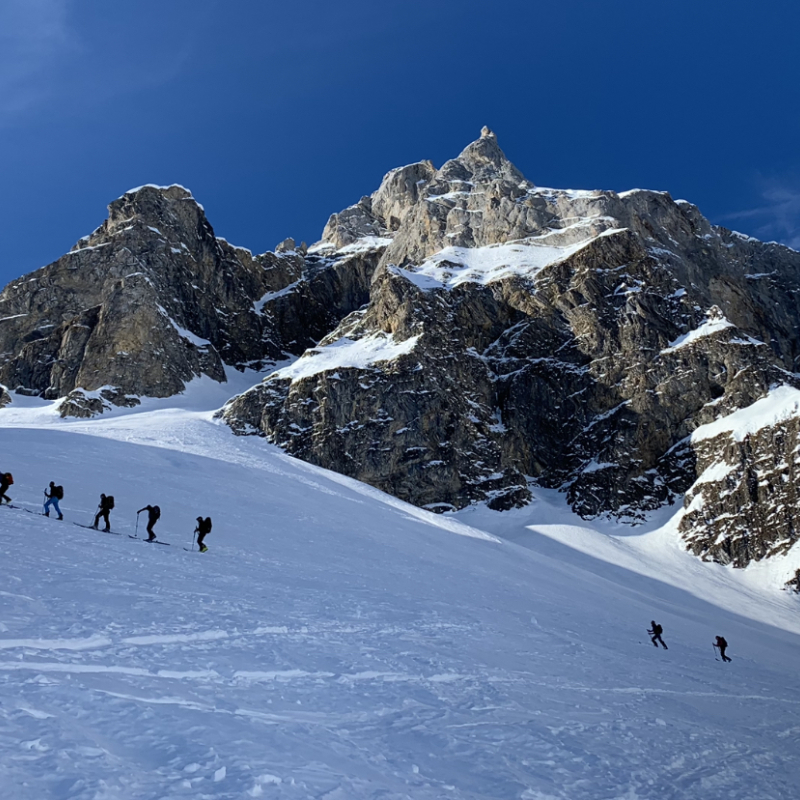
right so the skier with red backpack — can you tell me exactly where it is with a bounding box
[43,481,64,520]
[0,471,13,505]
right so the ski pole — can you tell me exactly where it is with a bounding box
[135,511,140,537]
[712,643,719,661]
[42,489,46,514]
[192,528,197,551]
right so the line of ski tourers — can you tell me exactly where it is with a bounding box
[647,619,733,661]
[0,470,737,656]
[0,471,213,552]
[648,621,732,662]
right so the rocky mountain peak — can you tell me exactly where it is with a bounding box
[321,128,527,255]
[221,134,800,578]
[439,126,525,186]
[0,180,385,417]
[77,184,213,252]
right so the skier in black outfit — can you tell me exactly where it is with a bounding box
[93,493,114,532]
[648,620,668,649]
[714,635,732,662]
[137,505,161,541]
[195,516,212,552]
[0,472,12,505]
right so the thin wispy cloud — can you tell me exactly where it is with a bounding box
[0,0,76,116]
[722,181,800,251]
[0,2,206,125]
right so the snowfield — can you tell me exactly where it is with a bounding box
[1,391,800,800]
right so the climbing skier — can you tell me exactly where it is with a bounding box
[0,471,12,505]
[137,504,161,542]
[195,516,212,552]
[43,481,64,520]
[714,635,731,662]
[93,493,115,532]
[648,620,668,649]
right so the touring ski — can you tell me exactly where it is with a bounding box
[74,523,119,535]
[129,535,170,546]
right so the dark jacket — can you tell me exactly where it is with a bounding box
[138,505,160,523]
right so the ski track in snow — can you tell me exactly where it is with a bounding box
[1,411,800,799]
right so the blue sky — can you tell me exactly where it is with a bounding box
[1,0,798,286]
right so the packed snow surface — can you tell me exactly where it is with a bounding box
[1,390,800,799]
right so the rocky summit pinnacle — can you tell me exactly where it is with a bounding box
[3,131,800,575]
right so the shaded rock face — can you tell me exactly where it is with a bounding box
[679,387,800,567]
[0,185,378,415]
[223,131,800,559]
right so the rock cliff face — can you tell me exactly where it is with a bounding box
[222,129,800,571]
[680,386,800,568]
[0,185,378,416]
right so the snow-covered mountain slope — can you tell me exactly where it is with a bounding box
[2,400,800,799]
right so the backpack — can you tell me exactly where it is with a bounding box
[199,517,212,535]
[106,495,115,510]
[654,624,663,636]
[152,505,161,520]
[54,485,64,500]
[3,472,12,485]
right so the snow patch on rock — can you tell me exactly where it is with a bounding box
[393,240,591,290]
[662,312,735,353]
[692,384,800,443]
[271,332,420,384]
